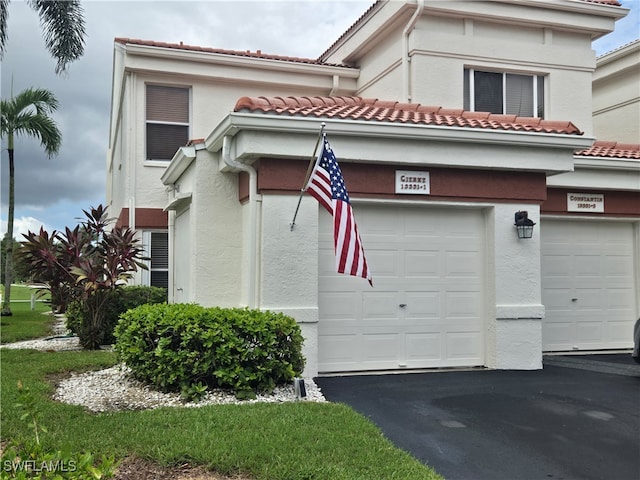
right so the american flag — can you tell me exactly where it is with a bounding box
[306,136,372,286]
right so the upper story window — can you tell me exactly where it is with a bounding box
[464,68,544,118]
[146,85,189,161]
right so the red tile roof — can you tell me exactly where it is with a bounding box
[576,141,640,159]
[114,38,353,68]
[234,96,583,135]
[581,0,621,5]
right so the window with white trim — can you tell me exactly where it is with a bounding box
[146,85,189,161]
[142,231,169,289]
[464,68,544,118]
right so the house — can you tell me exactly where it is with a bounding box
[592,38,639,143]
[107,0,639,377]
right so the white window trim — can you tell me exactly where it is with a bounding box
[145,84,192,162]
[466,68,544,118]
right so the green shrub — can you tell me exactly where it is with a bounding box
[114,303,305,399]
[66,286,166,345]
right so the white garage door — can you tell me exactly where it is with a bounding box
[541,220,637,352]
[318,204,485,373]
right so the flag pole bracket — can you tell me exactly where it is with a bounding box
[290,122,326,231]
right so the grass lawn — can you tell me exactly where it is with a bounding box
[0,296,443,480]
[0,285,54,343]
[0,349,442,480]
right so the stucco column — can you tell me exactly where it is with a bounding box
[259,194,320,377]
[489,203,544,370]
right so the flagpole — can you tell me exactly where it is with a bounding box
[290,122,326,231]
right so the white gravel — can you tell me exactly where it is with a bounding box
[53,364,325,413]
[2,318,326,412]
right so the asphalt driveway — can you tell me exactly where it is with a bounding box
[315,355,640,480]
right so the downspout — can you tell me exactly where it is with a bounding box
[402,0,425,103]
[222,135,258,308]
[329,74,340,96]
[166,194,176,304]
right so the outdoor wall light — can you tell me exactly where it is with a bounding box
[514,211,536,239]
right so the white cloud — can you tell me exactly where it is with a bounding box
[0,216,51,240]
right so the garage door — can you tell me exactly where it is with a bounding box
[541,220,637,351]
[318,204,485,373]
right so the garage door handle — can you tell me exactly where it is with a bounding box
[399,304,407,308]
[571,298,578,302]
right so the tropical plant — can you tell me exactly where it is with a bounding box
[0,0,86,75]
[1,87,61,316]
[19,205,148,348]
[19,227,76,313]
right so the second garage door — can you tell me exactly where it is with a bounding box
[318,204,486,373]
[541,220,637,352]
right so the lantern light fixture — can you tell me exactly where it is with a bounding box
[514,211,535,239]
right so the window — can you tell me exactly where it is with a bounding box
[143,231,169,289]
[464,68,544,118]
[146,85,189,161]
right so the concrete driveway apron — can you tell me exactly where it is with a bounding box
[315,355,640,480]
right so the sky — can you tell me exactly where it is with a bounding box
[0,0,638,239]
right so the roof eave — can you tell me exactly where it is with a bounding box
[204,112,592,175]
[120,43,358,77]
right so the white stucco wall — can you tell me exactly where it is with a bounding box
[191,152,245,307]
[408,16,596,134]
[259,194,320,377]
[593,41,640,143]
[489,203,544,370]
[326,2,616,138]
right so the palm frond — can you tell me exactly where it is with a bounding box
[12,112,61,157]
[0,0,9,57]
[9,87,59,116]
[28,0,86,74]
[0,87,61,157]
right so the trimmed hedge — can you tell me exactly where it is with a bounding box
[114,303,305,399]
[66,286,166,345]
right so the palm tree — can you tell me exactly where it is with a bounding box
[1,88,61,315]
[0,0,86,74]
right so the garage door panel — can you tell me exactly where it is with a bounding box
[405,333,442,361]
[542,288,572,308]
[543,323,573,348]
[362,292,401,319]
[446,332,482,359]
[367,250,401,276]
[404,251,439,277]
[446,251,481,277]
[319,205,485,372]
[607,288,635,309]
[542,255,572,277]
[362,333,400,360]
[320,292,361,320]
[608,321,634,343]
[446,291,482,318]
[542,220,637,352]
[574,255,601,276]
[576,321,604,343]
[605,257,634,278]
[573,288,604,308]
[404,291,440,318]
[321,334,359,364]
